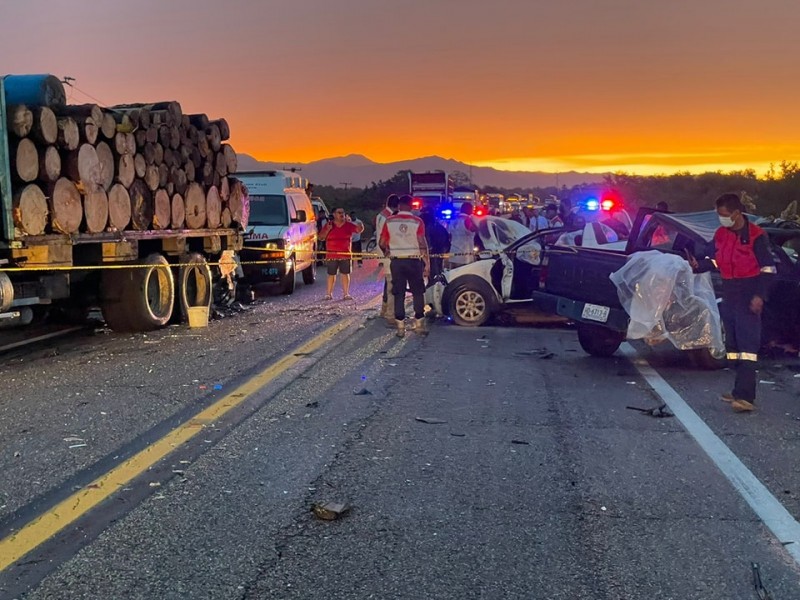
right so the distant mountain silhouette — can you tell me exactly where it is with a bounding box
[236,154,606,189]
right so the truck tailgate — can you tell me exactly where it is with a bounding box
[543,247,628,308]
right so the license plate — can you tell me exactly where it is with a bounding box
[262,268,279,276]
[581,303,610,323]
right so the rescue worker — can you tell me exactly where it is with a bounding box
[379,195,430,337]
[544,204,564,228]
[690,192,776,413]
[447,202,476,269]
[420,207,450,285]
[376,194,399,322]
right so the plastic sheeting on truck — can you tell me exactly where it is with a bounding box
[609,250,724,353]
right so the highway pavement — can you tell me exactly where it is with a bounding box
[1,259,800,599]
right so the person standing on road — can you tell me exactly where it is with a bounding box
[376,194,400,321]
[529,207,550,232]
[447,202,476,269]
[318,207,364,301]
[689,193,776,413]
[349,212,365,267]
[544,204,564,228]
[420,207,450,285]
[379,195,430,337]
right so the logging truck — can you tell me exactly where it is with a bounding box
[0,74,247,332]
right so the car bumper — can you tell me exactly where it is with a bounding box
[531,291,628,332]
[241,251,292,282]
[425,281,445,316]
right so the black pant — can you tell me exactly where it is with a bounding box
[428,256,444,286]
[351,240,363,264]
[720,295,761,402]
[390,258,425,320]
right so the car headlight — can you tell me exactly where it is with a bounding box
[263,242,280,250]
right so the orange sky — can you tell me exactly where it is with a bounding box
[4,0,800,175]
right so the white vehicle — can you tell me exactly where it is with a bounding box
[426,217,621,326]
[237,171,317,294]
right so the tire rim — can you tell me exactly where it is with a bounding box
[146,265,173,319]
[455,290,486,322]
[185,265,210,306]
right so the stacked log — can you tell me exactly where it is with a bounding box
[6,98,247,236]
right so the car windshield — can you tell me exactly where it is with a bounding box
[249,195,288,226]
[474,216,532,250]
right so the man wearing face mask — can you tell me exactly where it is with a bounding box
[689,193,776,413]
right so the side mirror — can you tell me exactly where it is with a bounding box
[293,209,307,223]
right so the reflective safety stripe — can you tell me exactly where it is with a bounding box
[727,352,740,360]
[760,266,777,274]
[740,352,758,361]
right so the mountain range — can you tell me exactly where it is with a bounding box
[236,154,607,189]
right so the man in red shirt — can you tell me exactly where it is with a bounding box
[319,207,364,301]
[379,195,430,336]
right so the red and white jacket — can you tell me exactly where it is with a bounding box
[379,211,426,258]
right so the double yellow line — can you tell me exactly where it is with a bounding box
[0,316,358,572]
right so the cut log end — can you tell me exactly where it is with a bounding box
[13,184,48,235]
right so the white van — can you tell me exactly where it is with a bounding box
[237,171,317,294]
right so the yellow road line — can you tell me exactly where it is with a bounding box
[0,316,358,572]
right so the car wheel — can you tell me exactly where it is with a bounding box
[281,258,296,295]
[449,284,492,327]
[576,322,625,357]
[302,257,317,285]
[687,322,727,370]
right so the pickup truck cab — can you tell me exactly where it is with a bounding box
[238,171,317,294]
[533,208,800,364]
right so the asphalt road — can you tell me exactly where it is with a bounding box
[1,259,800,599]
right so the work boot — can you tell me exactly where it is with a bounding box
[411,317,428,336]
[731,399,755,413]
[395,319,405,338]
[720,392,735,403]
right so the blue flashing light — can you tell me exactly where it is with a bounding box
[585,198,600,211]
[441,209,453,219]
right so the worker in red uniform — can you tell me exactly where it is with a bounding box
[690,193,776,413]
[379,195,430,337]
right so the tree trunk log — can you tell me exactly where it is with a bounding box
[95,141,115,191]
[13,183,48,235]
[188,113,209,130]
[39,145,61,182]
[128,179,153,230]
[184,160,196,183]
[114,132,135,155]
[48,178,83,234]
[201,159,214,185]
[63,144,102,191]
[143,142,156,165]
[135,129,147,149]
[228,178,248,228]
[206,185,221,229]
[206,123,222,152]
[184,182,206,229]
[158,162,169,188]
[108,183,131,230]
[8,104,34,137]
[152,188,171,229]
[215,151,228,177]
[169,126,180,150]
[220,207,232,229]
[153,142,164,165]
[211,118,230,141]
[222,144,238,174]
[170,167,188,196]
[57,117,80,150]
[84,187,109,233]
[75,117,99,145]
[100,112,117,139]
[57,104,103,123]
[171,193,185,229]
[220,176,230,201]
[163,147,175,168]
[144,165,160,191]
[11,138,39,182]
[133,153,146,178]
[32,107,58,145]
[145,126,159,144]
[197,135,210,158]
[117,154,135,188]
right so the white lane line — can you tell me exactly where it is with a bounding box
[620,343,800,565]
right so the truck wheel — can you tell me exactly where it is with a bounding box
[175,253,212,321]
[449,284,492,327]
[101,254,175,332]
[302,256,316,285]
[281,258,296,295]
[576,322,625,357]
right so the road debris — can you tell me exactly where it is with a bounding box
[306,401,319,408]
[312,501,350,521]
[353,388,372,396]
[752,562,773,600]
[626,404,674,418]
[450,432,466,437]
[415,417,447,425]
[68,443,87,449]
[511,439,530,445]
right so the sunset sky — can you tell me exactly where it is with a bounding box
[3,0,800,175]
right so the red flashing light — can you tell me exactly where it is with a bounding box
[474,206,486,217]
[411,198,422,210]
[601,199,615,211]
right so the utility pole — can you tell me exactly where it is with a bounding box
[339,182,352,191]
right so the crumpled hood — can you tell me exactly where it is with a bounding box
[472,217,532,252]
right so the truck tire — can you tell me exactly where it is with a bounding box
[302,255,316,285]
[449,282,493,327]
[175,253,212,321]
[281,257,296,295]
[101,254,175,332]
[576,322,625,357]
